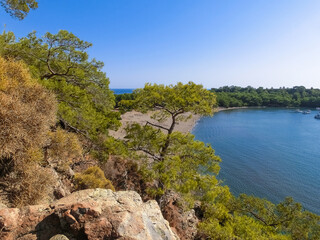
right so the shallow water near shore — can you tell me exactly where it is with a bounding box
[192,108,320,214]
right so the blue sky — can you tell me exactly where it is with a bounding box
[1,0,320,88]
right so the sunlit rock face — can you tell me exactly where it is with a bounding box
[0,188,179,240]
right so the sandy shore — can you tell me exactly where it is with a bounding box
[109,107,253,139]
[109,110,201,139]
[216,106,252,112]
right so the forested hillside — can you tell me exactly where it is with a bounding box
[212,86,320,108]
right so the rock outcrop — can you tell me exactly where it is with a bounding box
[102,156,153,201]
[160,191,199,240]
[0,189,179,240]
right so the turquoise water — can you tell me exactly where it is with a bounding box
[192,108,320,214]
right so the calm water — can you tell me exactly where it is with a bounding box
[192,108,320,214]
[111,88,134,94]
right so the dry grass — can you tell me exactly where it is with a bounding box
[8,163,55,207]
[46,128,83,172]
[0,57,57,161]
[0,57,58,206]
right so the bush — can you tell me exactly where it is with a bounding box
[0,57,57,206]
[46,128,83,172]
[8,163,55,207]
[0,57,57,164]
[74,166,114,191]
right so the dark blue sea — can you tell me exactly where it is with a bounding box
[111,89,134,94]
[192,108,320,214]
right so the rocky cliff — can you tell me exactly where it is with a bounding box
[0,188,179,240]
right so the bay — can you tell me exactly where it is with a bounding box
[192,108,320,214]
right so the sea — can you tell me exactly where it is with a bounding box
[111,89,134,94]
[192,108,320,214]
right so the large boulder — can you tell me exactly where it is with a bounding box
[0,189,179,240]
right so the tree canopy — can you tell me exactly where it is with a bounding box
[123,82,222,199]
[132,81,216,116]
[0,0,38,20]
[124,82,217,158]
[0,30,120,139]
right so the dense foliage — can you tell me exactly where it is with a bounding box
[0,30,120,140]
[115,92,135,112]
[199,194,320,239]
[46,128,83,173]
[0,56,116,207]
[212,86,320,108]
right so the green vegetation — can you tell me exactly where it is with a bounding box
[199,194,320,239]
[122,83,320,239]
[212,86,320,108]
[115,92,135,112]
[0,30,122,164]
[0,30,120,140]
[74,166,115,191]
[0,56,115,206]
[0,9,319,237]
[0,0,38,20]
[123,82,221,200]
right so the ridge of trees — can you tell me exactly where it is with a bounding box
[212,86,320,108]
[115,86,320,109]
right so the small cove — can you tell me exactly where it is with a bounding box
[192,108,320,214]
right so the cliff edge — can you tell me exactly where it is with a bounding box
[0,188,179,240]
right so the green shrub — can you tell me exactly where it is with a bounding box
[74,166,114,191]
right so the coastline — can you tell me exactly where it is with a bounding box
[109,107,254,139]
[109,111,201,139]
[216,106,268,112]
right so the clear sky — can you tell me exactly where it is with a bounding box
[1,0,320,88]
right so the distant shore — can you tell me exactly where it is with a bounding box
[215,106,269,112]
